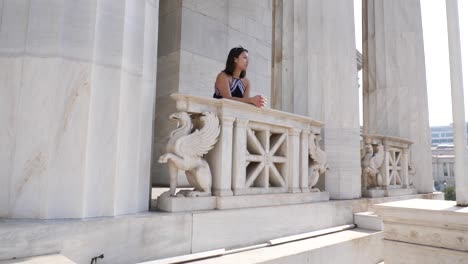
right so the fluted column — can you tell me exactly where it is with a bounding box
[232,119,249,194]
[446,0,468,206]
[300,130,311,192]
[272,0,361,199]
[0,0,159,219]
[363,0,433,193]
[207,116,235,197]
[288,128,301,193]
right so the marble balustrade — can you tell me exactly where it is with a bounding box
[170,93,325,199]
[361,134,417,198]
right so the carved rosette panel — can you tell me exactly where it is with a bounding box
[245,123,288,189]
[388,148,402,186]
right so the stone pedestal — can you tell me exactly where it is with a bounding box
[156,195,217,213]
[216,192,330,210]
[374,199,468,264]
[364,188,417,198]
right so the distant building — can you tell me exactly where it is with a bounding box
[430,122,468,146]
[432,144,455,191]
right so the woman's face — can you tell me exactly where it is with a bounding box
[235,51,249,71]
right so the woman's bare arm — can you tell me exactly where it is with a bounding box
[215,73,254,105]
[215,73,266,107]
[243,78,267,108]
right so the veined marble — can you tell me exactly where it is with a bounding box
[272,0,361,199]
[152,0,273,187]
[0,0,159,219]
[363,0,433,193]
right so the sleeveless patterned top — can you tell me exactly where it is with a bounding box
[213,77,246,99]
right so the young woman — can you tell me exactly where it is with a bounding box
[213,47,267,108]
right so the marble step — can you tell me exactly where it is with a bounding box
[354,211,383,231]
[0,254,75,264]
[187,228,384,264]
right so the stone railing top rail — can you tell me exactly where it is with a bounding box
[171,93,324,132]
[362,134,413,148]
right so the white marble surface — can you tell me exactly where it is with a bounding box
[0,193,440,263]
[0,254,76,264]
[374,199,468,263]
[354,212,383,231]
[0,0,159,219]
[363,0,433,193]
[153,0,273,186]
[216,192,329,210]
[190,229,383,264]
[272,0,361,199]
[384,239,468,264]
[168,93,323,200]
[0,212,192,264]
[156,196,217,212]
[190,194,432,253]
[446,0,468,206]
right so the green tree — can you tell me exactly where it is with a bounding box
[444,186,456,201]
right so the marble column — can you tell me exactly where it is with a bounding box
[363,0,433,193]
[272,0,361,199]
[446,0,468,206]
[152,0,273,186]
[0,0,159,219]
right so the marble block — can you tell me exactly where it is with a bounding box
[384,239,468,264]
[216,192,330,210]
[156,195,216,213]
[354,212,383,231]
[385,188,418,197]
[363,189,386,198]
[374,199,468,258]
[363,188,417,198]
[0,254,76,264]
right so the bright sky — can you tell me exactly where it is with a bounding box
[354,0,468,127]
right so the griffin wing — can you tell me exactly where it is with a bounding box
[371,144,385,169]
[174,112,220,158]
[309,134,322,162]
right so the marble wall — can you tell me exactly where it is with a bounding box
[0,0,159,219]
[272,0,362,199]
[153,0,273,186]
[363,0,433,193]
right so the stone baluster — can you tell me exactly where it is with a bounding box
[288,128,301,193]
[300,130,311,192]
[402,148,409,188]
[232,118,249,195]
[207,116,235,197]
[382,145,391,189]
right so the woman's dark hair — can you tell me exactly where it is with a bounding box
[223,46,248,78]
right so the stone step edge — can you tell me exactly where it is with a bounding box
[138,224,356,264]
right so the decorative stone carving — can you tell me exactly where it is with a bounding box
[155,93,330,212]
[244,123,288,190]
[309,133,328,191]
[158,111,220,197]
[361,135,417,197]
[408,162,416,187]
[361,143,384,189]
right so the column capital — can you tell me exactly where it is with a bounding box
[234,118,249,128]
[220,115,236,127]
[289,128,301,136]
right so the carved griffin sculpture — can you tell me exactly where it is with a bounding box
[309,133,328,191]
[158,111,220,197]
[361,143,384,189]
